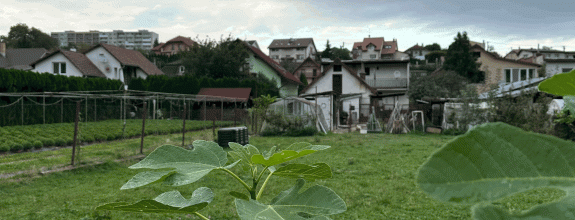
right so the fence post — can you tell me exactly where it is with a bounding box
[140,101,147,154]
[21,96,24,125]
[85,97,88,123]
[94,98,97,122]
[182,101,186,147]
[43,96,45,124]
[234,100,237,126]
[61,98,63,123]
[212,104,216,141]
[221,97,223,121]
[72,101,81,166]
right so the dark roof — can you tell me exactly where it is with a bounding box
[0,48,48,69]
[151,43,165,51]
[300,58,376,94]
[160,59,184,76]
[472,44,541,67]
[30,50,106,78]
[405,44,425,52]
[166,36,197,46]
[197,88,252,101]
[268,38,314,49]
[293,57,320,73]
[543,59,575,63]
[244,42,301,85]
[87,43,164,76]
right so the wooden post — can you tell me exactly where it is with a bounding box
[140,101,147,154]
[94,98,97,122]
[212,104,216,141]
[43,96,45,124]
[182,102,186,147]
[234,100,237,126]
[21,96,24,125]
[221,98,223,121]
[71,101,81,165]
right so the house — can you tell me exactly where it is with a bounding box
[31,43,164,84]
[544,59,575,76]
[160,60,186,77]
[244,42,302,97]
[292,57,321,84]
[351,37,409,61]
[30,50,106,78]
[405,44,429,60]
[0,42,48,70]
[151,36,197,56]
[268,38,317,63]
[504,48,575,65]
[469,44,542,93]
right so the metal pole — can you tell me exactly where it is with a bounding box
[170,100,172,119]
[203,97,206,121]
[61,98,63,123]
[71,101,81,165]
[21,96,24,125]
[234,100,237,126]
[182,102,186,147]
[43,96,45,124]
[221,97,223,121]
[85,97,88,123]
[94,98,97,122]
[140,101,147,154]
[212,104,216,141]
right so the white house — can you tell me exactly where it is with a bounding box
[31,43,164,83]
[268,38,317,63]
[544,59,575,76]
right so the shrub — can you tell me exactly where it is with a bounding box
[10,142,23,152]
[442,128,465,136]
[284,126,318,137]
[33,140,43,149]
[0,143,9,152]
[54,138,66,146]
[22,141,33,151]
[43,138,55,146]
[95,134,107,141]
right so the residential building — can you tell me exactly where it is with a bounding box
[293,57,321,84]
[405,44,429,60]
[544,59,575,76]
[31,43,164,83]
[268,38,317,63]
[51,30,158,50]
[0,42,48,70]
[504,47,575,77]
[351,37,409,61]
[160,60,186,77]
[151,36,197,56]
[244,42,302,97]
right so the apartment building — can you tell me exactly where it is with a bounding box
[268,38,317,63]
[51,30,159,50]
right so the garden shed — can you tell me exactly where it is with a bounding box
[264,97,328,133]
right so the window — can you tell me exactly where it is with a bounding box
[313,69,317,77]
[285,55,291,58]
[472,52,481,59]
[99,54,107,63]
[563,68,573,73]
[520,69,527,81]
[171,44,174,50]
[384,45,392,49]
[333,65,342,72]
[370,54,376,59]
[271,49,279,52]
[365,67,370,75]
[53,62,66,74]
[271,55,279,59]
[114,67,118,78]
[179,66,185,74]
[505,69,511,83]
[297,54,304,60]
[529,69,534,79]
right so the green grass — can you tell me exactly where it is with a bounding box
[0,132,566,219]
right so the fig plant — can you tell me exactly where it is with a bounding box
[417,70,575,219]
[96,140,346,219]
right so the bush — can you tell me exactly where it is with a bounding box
[95,134,107,141]
[284,126,318,137]
[43,138,55,146]
[10,142,23,152]
[55,138,66,146]
[22,141,33,151]
[442,129,465,136]
[0,143,9,152]
[33,140,43,149]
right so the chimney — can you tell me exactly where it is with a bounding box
[0,42,5,57]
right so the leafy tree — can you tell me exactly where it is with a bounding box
[443,32,483,83]
[153,38,160,48]
[3,23,58,50]
[424,50,446,63]
[330,47,352,60]
[424,43,441,51]
[279,59,298,73]
[298,72,308,94]
[321,40,332,59]
[408,70,469,102]
[183,35,249,79]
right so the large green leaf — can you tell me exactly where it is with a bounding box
[235,179,346,220]
[417,122,575,219]
[273,163,332,182]
[122,141,238,189]
[251,143,330,167]
[538,69,575,96]
[96,187,213,214]
[228,142,261,171]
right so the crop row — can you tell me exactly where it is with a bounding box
[0,119,236,152]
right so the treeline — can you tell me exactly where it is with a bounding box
[0,69,123,93]
[129,75,279,97]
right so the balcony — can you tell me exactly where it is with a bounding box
[365,78,408,88]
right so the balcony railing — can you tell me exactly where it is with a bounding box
[365,78,408,88]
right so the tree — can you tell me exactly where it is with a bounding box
[443,32,483,83]
[321,40,332,60]
[330,47,352,60]
[424,43,441,51]
[153,38,160,48]
[298,72,308,94]
[183,35,249,79]
[3,23,58,50]
[408,70,469,102]
[279,59,298,73]
[425,50,446,63]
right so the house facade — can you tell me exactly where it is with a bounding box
[151,36,197,56]
[293,57,321,84]
[405,44,430,60]
[351,37,408,61]
[0,42,48,70]
[545,59,575,76]
[31,50,106,78]
[268,38,317,63]
[245,42,302,97]
[471,45,541,93]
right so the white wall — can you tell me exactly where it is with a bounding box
[363,63,408,81]
[303,65,372,106]
[32,53,84,77]
[85,47,124,82]
[136,69,148,79]
[360,45,380,60]
[546,62,575,76]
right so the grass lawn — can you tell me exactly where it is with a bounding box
[0,131,565,219]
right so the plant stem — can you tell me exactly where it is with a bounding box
[219,168,252,192]
[193,212,210,220]
[256,172,273,201]
[255,166,269,184]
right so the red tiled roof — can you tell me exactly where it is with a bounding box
[30,50,106,78]
[381,41,397,55]
[353,38,384,51]
[166,36,197,47]
[151,43,165,51]
[90,43,164,76]
[405,44,425,52]
[197,88,252,101]
[244,42,301,85]
[268,38,314,49]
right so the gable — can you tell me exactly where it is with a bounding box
[302,63,373,96]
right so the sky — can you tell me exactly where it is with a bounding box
[1,0,575,56]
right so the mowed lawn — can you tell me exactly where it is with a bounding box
[0,131,565,219]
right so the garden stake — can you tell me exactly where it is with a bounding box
[182,103,186,147]
[140,101,147,154]
[71,101,80,165]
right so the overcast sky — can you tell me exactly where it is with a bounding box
[2,0,574,56]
